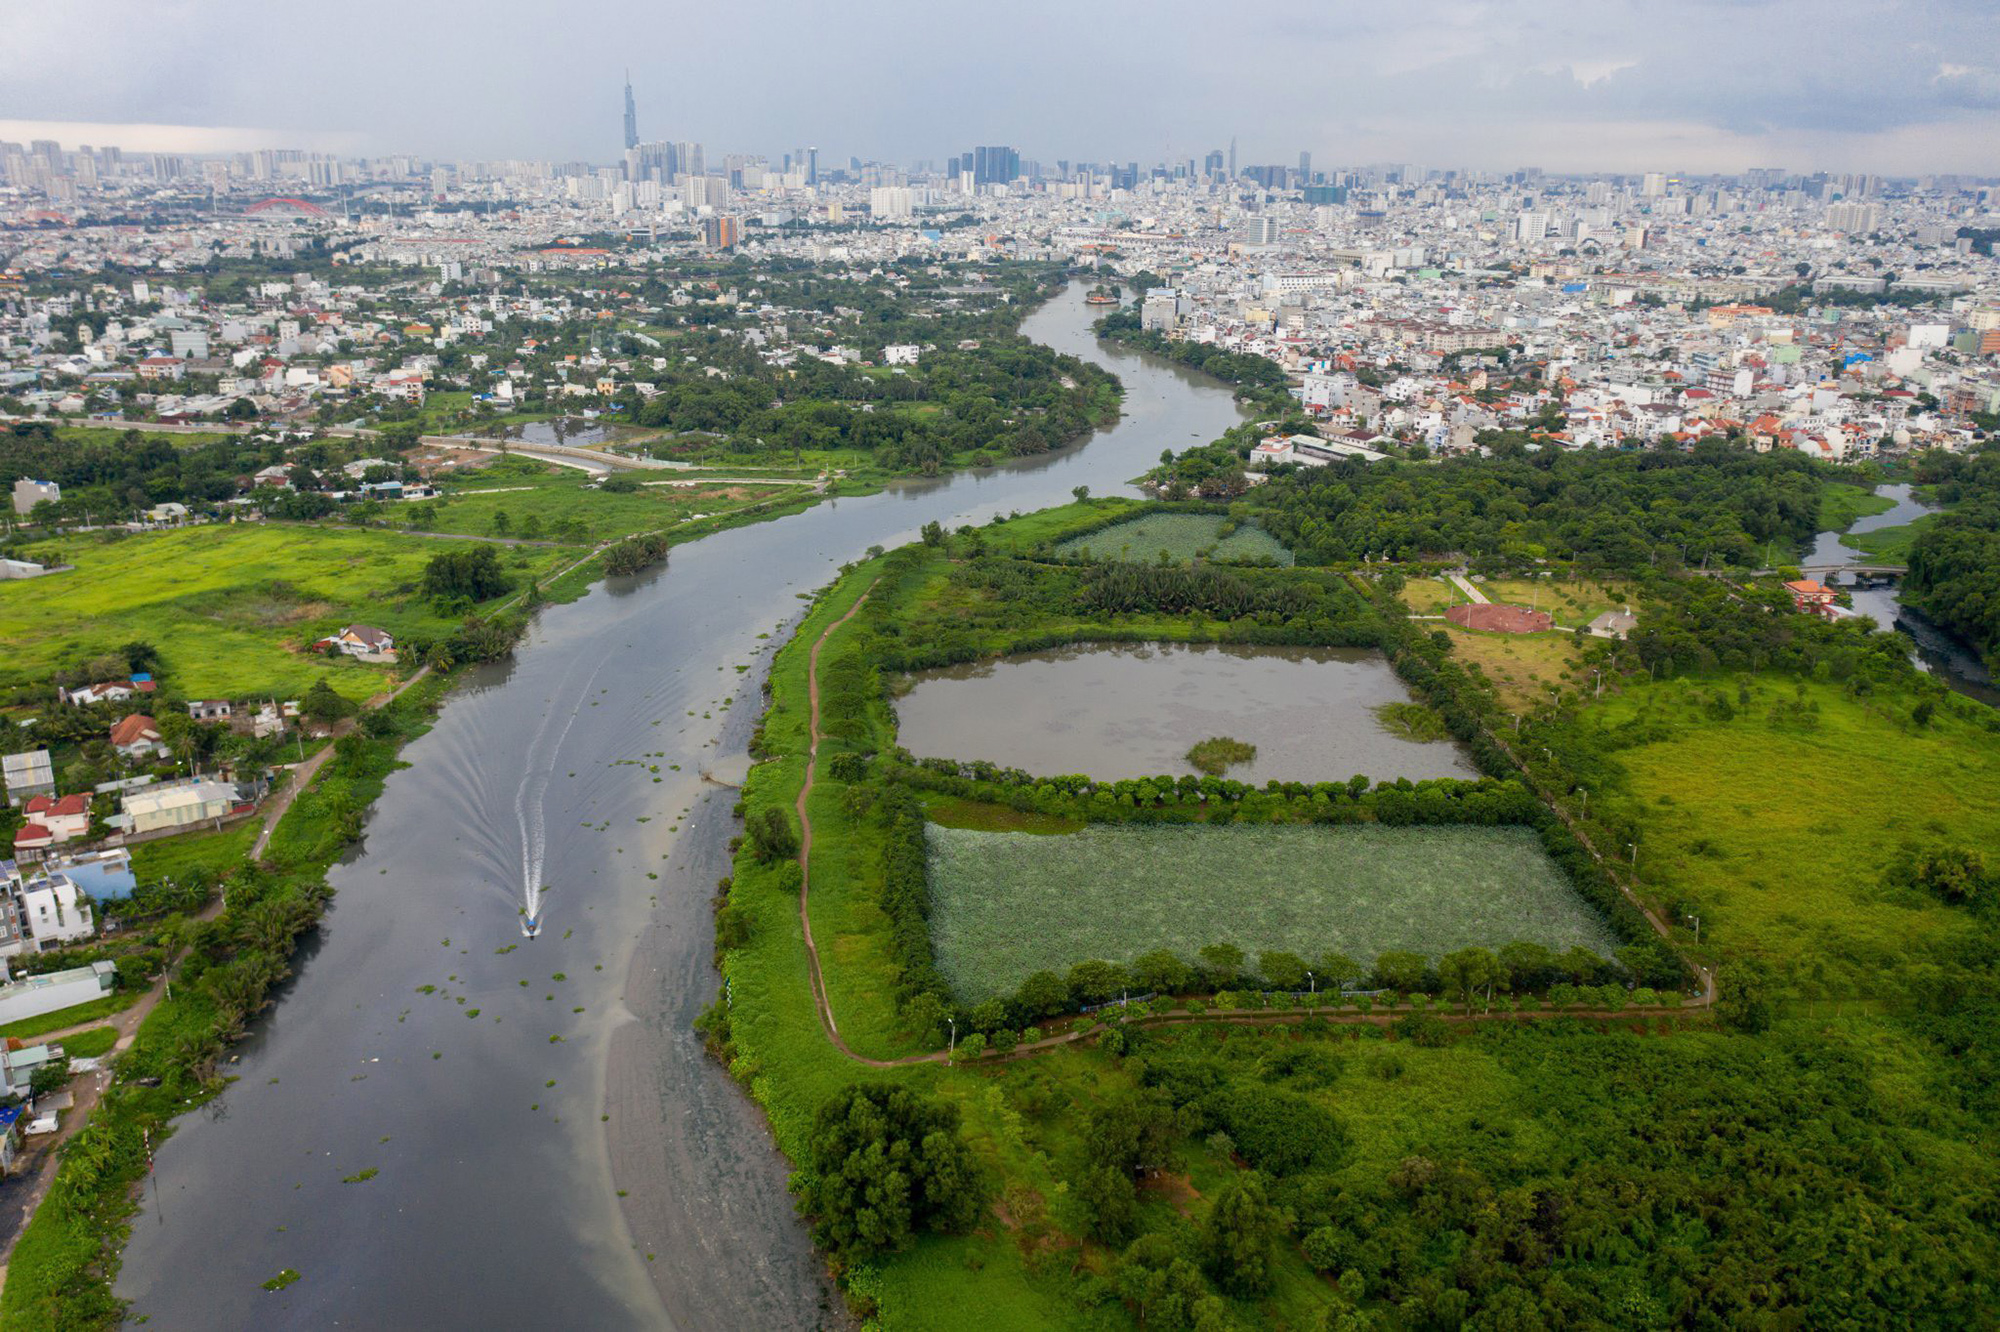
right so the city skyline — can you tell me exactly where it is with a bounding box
[3,0,1999,175]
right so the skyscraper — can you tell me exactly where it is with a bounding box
[1227,136,1236,179]
[807,146,818,186]
[622,72,638,152]
[1298,150,1311,181]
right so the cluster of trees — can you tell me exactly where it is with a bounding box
[1058,1016,1998,1329]
[1904,446,2000,668]
[1251,443,1827,568]
[793,1084,982,1261]
[941,936,1655,1045]
[420,545,511,605]
[601,531,670,576]
[1094,308,1292,409]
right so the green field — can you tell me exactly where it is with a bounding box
[408,456,804,544]
[1585,675,2000,996]
[1818,484,1896,532]
[0,523,572,700]
[1841,514,1935,563]
[1055,512,1293,565]
[925,823,1618,1001]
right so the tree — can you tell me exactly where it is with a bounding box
[1199,1174,1291,1296]
[1717,957,1774,1034]
[1131,948,1192,995]
[1071,484,1090,502]
[1075,1163,1138,1243]
[1373,950,1430,993]
[1315,951,1363,993]
[920,520,945,548]
[301,679,356,727]
[795,1084,983,1259]
[1015,969,1069,1018]
[1259,951,1309,991]
[1116,1232,1230,1332]
[224,396,258,421]
[746,806,800,863]
[1437,946,1503,1013]
[422,545,510,601]
[1198,942,1244,985]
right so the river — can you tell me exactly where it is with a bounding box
[1807,482,1996,707]
[111,283,1250,1329]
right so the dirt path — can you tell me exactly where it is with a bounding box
[793,583,940,1069]
[250,665,433,860]
[0,663,436,1281]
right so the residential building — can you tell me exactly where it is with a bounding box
[108,714,165,760]
[11,479,59,516]
[122,778,239,836]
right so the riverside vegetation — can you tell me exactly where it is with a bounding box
[705,445,2000,1329]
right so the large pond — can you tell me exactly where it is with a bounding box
[895,642,1478,784]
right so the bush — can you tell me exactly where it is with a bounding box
[794,1084,983,1258]
[746,806,800,863]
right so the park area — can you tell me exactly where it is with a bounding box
[403,455,806,544]
[924,822,1618,1001]
[0,522,572,700]
[1054,512,1293,565]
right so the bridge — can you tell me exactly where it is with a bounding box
[1739,562,1909,581]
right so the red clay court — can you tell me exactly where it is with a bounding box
[1447,603,1553,633]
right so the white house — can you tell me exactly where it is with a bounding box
[19,875,94,950]
[883,344,921,366]
[122,779,239,836]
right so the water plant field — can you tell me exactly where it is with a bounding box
[1054,512,1292,565]
[926,822,1618,1001]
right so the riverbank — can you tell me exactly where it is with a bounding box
[0,668,450,1329]
[99,281,1251,1329]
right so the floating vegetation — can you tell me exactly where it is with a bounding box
[1184,736,1258,775]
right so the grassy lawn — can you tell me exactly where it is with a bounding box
[1819,484,1897,532]
[925,823,1619,1002]
[0,992,139,1041]
[1400,577,1458,613]
[54,426,234,449]
[130,821,256,887]
[1584,675,2000,997]
[58,1026,120,1059]
[0,523,568,701]
[1441,625,1582,712]
[1841,515,1934,563]
[1477,577,1633,628]
[408,456,801,544]
[1053,513,1293,565]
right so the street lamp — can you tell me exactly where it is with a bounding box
[946,1017,955,1054]
[1306,970,1315,995]
[1579,787,1588,816]
[1685,912,1700,943]
[1627,841,1638,868]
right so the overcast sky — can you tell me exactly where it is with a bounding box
[4,0,1997,174]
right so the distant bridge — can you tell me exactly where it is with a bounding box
[244,196,331,218]
[1739,562,1910,580]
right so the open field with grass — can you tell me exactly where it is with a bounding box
[1819,484,1897,532]
[1841,514,1935,564]
[1054,513,1293,565]
[1441,624,1582,711]
[0,523,571,700]
[1583,674,2000,997]
[407,456,800,544]
[925,823,1618,1001]
[1475,576,1633,628]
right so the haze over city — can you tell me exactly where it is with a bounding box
[4,0,2000,172]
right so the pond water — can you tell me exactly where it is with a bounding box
[487,416,629,447]
[895,642,1478,784]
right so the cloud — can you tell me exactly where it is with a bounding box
[0,119,362,155]
[0,1,1994,171]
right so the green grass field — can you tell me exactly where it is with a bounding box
[925,823,1618,1001]
[0,523,571,700]
[1055,512,1293,565]
[1585,675,2000,996]
[1818,484,1896,532]
[1841,515,1935,563]
[410,456,799,544]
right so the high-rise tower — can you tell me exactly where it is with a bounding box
[622,72,639,151]
[1227,136,1236,179]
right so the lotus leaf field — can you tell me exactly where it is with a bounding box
[1054,512,1293,565]
[926,822,1620,1001]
